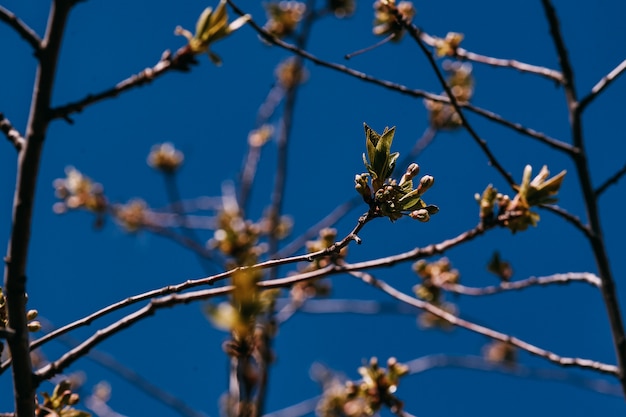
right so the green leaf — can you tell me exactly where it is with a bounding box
[364,123,379,169]
[195,7,214,40]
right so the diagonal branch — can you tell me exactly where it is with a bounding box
[351,270,618,375]
[226,1,574,155]
[539,204,591,238]
[389,6,515,187]
[579,59,626,111]
[50,46,198,121]
[595,162,626,198]
[0,113,25,151]
[419,32,563,83]
[0,6,42,52]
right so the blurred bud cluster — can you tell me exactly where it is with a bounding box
[36,380,90,417]
[263,1,307,38]
[412,258,459,329]
[424,61,474,130]
[372,0,416,41]
[317,357,408,417]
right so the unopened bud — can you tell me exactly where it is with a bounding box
[27,321,41,332]
[26,309,38,321]
[410,209,430,222]
[419,175,435,191]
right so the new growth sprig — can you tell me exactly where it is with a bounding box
[355,123,439,222]
[175,0,250,65]
[476,165,566,233]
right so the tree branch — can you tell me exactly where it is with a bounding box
[227,1,574,155]
[539,204,591,238]
[390,6,516,187]
[542,0,626,395]
[595,162,626,198]
[0,6,42,52]
[3,1,74,415]
[351,270,618,375]
[49,46,198,121]
[0,113,25,151]
[419,31,564,83]
[440,272,601,296]
[579,59,626,111]
[405,354,622,397]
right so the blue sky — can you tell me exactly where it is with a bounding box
[1,1,625,416]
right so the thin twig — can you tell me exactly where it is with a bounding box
[0,113,25,151]
[579,59,626,111]
[49,47,198,121]
[441,272,601,296]
[542,0,626,394]
[350,270,618,375]
[391,7,515,187]
[226,1,573,154]
[595,162,626,198]
[419,31,563,83]
[405,354,622,397]
[39,319,207,417]
[0,6,42,52]
[539,204,591,238]
[0,212,374,373]
[275,197,360,259]
[3,2,74,416]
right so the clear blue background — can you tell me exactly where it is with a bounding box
[1,1,625,416]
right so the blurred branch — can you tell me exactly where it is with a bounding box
[419,31,563,83]
[441,272,601,296]
[406,354,623,397]
[262,396,320,417]
[350,270,619,375]
[40,319,207,417]
[0,113,25,151]
[579,59,626,111]
[0,6,41,51]
[3,1,75,416]
[0,211,374,373]
[595,162,626,198]
[49,46,199,122]
[34,286,233,383]
[227,1,574,155]
[275,197,360,259]
[391,7,515,187]
[542,0,626,395]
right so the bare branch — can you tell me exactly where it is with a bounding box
[351,270,618,375]
[542,0,626,394]
[539,204,591,238]
[40,319,207,417]
[419,32,564,83]
[50,47,198,121]
[0,113,25,151]
[34,286,233,383]
[3,1,75,415]
[441,272,601,296]
[226,1,573,154]
[390,7,516,187]
[0,6,42,52]
[405,354,623,397]
[580,59,626,111]
[595,162,626,198]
